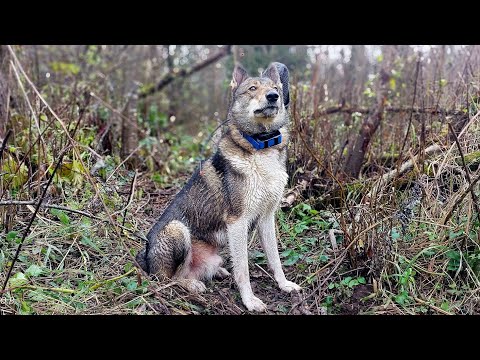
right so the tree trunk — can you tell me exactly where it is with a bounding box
[342,46,395,179]
[165,45,177,121]
[0,45,9,139]
[311,52,322,118]
[121,87,140,169]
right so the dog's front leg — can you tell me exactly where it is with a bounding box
[258,212,301,293]
[228,219,267,312]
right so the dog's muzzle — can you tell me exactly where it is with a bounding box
[254,105,279,118]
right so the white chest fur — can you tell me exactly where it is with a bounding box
[229,149,288,219]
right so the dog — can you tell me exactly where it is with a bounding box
[136,62,301,312]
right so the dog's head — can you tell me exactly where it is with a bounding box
[229,62,290,135]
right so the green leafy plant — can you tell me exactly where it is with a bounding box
[392,260,416,306]
[50,208,71,225]
[446,250,461,272]
[325,276,367,313]
[328,276,366,291]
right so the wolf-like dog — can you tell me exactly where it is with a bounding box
[136,62,301,312]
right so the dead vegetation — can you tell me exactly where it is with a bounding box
[1,45,480,315]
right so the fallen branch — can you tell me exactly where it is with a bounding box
[281,179,308,208]
[369,143,443,197]
[315,105,466,117]
[413,296,453,315]
[139,45,232,99]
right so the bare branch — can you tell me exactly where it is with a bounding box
[315,105,465,117]
[139,45,232,98]
[369,143,443,197]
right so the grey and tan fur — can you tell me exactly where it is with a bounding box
[136,62,301,312]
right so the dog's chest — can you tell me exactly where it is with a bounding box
[231,150,287,217]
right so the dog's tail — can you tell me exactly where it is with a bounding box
[136,220,191,277]
[135,246,149,273]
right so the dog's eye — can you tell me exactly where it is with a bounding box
[273,86,278,91]
[249,86,257,91]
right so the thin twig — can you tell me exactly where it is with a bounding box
[442,172,480,225]
[0,284,76,295]
[89,92,147,137]
[254,263,276,282]
[293,108,342,188]
[448,122,480,225]
[88,268,136,291]
[1,146,69,292]
[106,145,142,183]
[0,130,12,226]
[0,200,148,241]
[397,59,421,163]
[10,59,45,148]
[413,296,453,315]
[437,109,480,175]
[121,170,138,226]
[0,128,12,161]
[290,250,347,314]
[7,46,72,139]
[0,200,101,219]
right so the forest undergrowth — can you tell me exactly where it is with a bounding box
[1,45,480,314]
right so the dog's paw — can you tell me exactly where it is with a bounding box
[179,279,207,293]
[279,280,301,293]
[215,267,231,279]
[243,295,267,312]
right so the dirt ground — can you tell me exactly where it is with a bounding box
[132,177,376,315]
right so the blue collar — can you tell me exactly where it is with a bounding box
[242,130,282,150]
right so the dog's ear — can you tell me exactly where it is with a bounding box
[262,63,280,84]
[271,62,290,108]
[231,64,249,91]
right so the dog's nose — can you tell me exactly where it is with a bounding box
[266,90,279,102]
